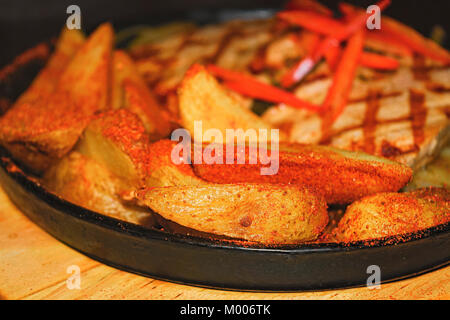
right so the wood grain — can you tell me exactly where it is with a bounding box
[0,186,448,300]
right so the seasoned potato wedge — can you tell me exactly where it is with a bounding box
[334,187,450,242]
[57,23,112,113]
[137,184,328,244]
[77,110,202,189]
[16,27,85,105]
[193,142,413,204]
[0,23,113,173]
[111,50,173,139]
[44,152,154,226]
[145,139,206,187]
[178,64,277,143]
[76,109,151,190]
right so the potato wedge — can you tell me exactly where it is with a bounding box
[0,23,113,173]
[16,27,85,105]
[43,152,154,226]
[137,184,328,244]
[111,50,173,139]
[76,109,151,190]
[334,187,450,242]
[193,142,413,204]
[77,110,202,189]
[145,139,206,187]
[178,64,278,143]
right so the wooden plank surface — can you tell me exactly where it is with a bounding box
[0,186,448,300]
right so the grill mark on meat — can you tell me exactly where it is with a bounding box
[206,27,241,64]
[348,91,403,104]
[362,91,381,154]
[409,89,427,148]
[412,54,430,81]
[426,82,450,93]
[248,25,294,73]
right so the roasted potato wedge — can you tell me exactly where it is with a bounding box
[77,110,202,189]
[0,23,113,173]
[111,50,173,139]
[334,187,450,242]
[193,142,413,204]
[178,64,278,143]
[57,23,112,113]
[145,139,206,187]
[44,152,154,226]
[137,184,328,244]
[76,109,151,190]
[16,27,85,105]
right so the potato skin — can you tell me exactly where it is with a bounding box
[334,187,450,242]
[194,142,413,204]
[137,184,328,244]
[0,24,112,174]
[178,64,276,143]
[43,152,154,226]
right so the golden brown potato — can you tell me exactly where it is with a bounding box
[145,139,206,187]
[193,142,413,204]
[43,152,154,226]
[334,187,450,242]
[76,109,151,190]
[0,23,113,173]
[77,110,203,189]
[16,27,85,105]
[111,50,173,139]
[178,64,278,143]
[136,184,328,244]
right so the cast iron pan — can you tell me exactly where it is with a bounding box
[0,1,449,291]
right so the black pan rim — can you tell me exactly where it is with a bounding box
[1,150,449,254]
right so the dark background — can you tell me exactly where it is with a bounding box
[0,0,449,66]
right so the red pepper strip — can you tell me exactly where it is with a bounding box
[279,0,390,39]
[322,29,366,123]
[285,0,333,16]
[278,10,346,35]
[280,0,390,87]
[380,17,450,64]
[360,52,399,70]
[339,2,450,64]
[324,42,342,70]
[206,64,322,112]
[365,31,413,57]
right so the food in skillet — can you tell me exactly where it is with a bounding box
[192,140,412,204]
[0,24,112,173]
[136,184,328,244]
[0,0,449,245]
[334,187,450,242]
[44,151,153,226]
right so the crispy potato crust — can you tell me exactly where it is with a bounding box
[334,187,450,242]
[145,139,206,187]
[78,111,203,189]
[0,23,113,173]
[137,184,328,244]
[178,64,278,143]
[112,50,173,139]
[193,142,413,204]
[16,27,85,105]
[77,109,151,189]
[43,152,154,226]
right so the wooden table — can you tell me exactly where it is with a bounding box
[0,186,448,300]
